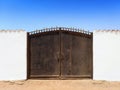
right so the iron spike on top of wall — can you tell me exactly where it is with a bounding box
[28,27,92,35]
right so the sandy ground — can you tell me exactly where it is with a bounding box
[0,79,120,90]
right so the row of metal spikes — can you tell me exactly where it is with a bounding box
[29,27,92,35]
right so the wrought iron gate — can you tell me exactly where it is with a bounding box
[27,27,93,79]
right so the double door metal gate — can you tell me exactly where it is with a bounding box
[27,27,93,79]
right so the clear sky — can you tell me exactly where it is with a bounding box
[0,0,120,32]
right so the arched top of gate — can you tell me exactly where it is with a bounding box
[28,27,92,37]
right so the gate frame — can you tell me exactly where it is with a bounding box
[27,27,93,79]
[27,32,30,79]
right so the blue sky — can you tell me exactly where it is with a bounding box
[0,0,120,31]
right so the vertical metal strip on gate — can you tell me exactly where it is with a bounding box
[59,28,62,78]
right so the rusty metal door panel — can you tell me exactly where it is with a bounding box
[61,31,92,78]
[71,36,92,77]
[30,32,60,77]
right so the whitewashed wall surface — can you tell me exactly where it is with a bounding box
[93,30,120,81]
[0,30,27,80]
[1,29,120,81]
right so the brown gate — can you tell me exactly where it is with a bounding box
[27,27,93,79]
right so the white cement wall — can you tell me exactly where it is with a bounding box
[0,30,27,80]
[93,30,120,81]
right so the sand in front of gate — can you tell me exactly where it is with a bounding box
[0,80,120,90]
